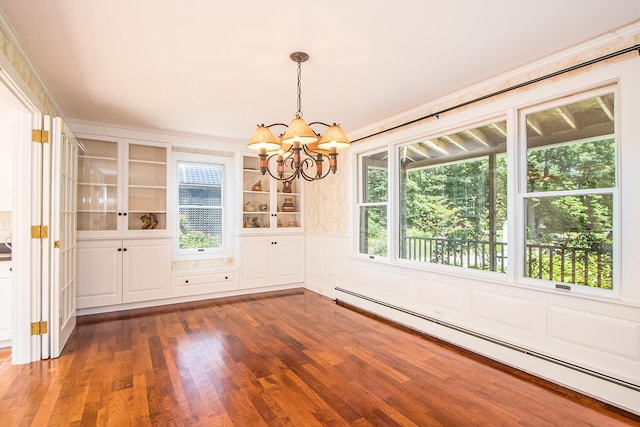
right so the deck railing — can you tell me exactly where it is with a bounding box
[402,236,612,288]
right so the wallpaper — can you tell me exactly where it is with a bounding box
[0,27,58,116]
[303,153,349,236]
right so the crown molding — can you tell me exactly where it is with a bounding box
[0,7,65,116]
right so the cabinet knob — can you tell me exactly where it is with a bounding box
[123,212,128,216]
[123,248,127,251]
[118,212,122,216]
[224,276,228,280]
[117,248,122,251]
[185,280,189,284]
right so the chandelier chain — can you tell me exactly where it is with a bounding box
[296,61,302,118]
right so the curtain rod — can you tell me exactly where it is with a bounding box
[351,44,640,144]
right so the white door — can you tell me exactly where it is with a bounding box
[49,118,78,357]
[32,113,49,360]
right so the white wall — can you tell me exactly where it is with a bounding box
[304,53,640,415]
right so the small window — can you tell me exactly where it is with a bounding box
[177,160,225,253]
[358,150,388,257]
[523,91,615,289]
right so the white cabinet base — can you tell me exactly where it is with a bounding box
[240,235,304,289]
[77,238,170,309]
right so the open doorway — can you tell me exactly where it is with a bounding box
[0,70,39,365]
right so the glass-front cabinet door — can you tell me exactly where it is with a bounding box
[77,138,119,232]
[127,144,167,231]
[242,155,302,230]
[77,137,167,235]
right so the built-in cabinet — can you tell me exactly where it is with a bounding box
[242,156,302,230]
[76,136,171,310]
[77,137,168,233]
[76,144,307,311]
[77,239,171,309]
[240,234,304,288]
[240,154,305,288]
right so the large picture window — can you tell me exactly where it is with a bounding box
[356,85,618,294]
[399,120,507,273]
[523,91,615,289]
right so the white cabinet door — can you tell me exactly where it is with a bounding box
[77,240,122,308]
[274,234,304,285]
[77,137,168,237]
[78,238,171,308]
[122,239,171,303]
[240,236,274,288]
[240,235,304,288]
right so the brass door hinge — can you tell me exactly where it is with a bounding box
[31,321,48,336]
[54,240,61,248]
[31,225,49,239]
[32,129,50,143]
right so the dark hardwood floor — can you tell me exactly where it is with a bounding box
[0,289,638,426]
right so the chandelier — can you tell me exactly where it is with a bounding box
[247,52,350,182]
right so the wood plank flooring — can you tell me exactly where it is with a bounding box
[0,289,638,426]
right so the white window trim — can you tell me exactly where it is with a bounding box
[516,84,619,298]
[355,147,390,261]
[171,150,233,260]
[353,85,620,299]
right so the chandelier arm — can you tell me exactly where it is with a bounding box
[299,156,332,181]
[264,123,289,129]
[260,151,301,182]
[302,143,324,156]
[307,121,333,128]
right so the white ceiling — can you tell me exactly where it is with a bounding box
[0,1,638,143]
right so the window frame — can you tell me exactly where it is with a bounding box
[396,117,509,275]
[353,83,620,298]
[356,148,391,260]
[172,150,233,259]
[516,85,619,297]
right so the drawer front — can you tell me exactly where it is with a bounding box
[172,271,237,297]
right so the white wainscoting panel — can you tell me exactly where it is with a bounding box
[547,306,640,360]
[326,238,348,283]
[379,271,413,299]
[305,236,326,282]
[350,265,376,290]
[417,279,463,312]
[471,290,535,332]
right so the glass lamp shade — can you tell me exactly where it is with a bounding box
[281,116,318,146]
[248,125,281,152]
[317,124,350,150]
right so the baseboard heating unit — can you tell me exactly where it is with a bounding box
[334,287,640,393]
